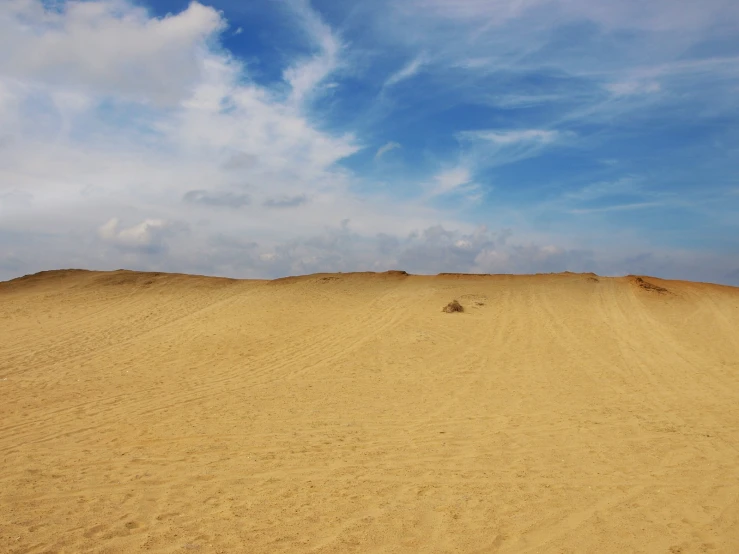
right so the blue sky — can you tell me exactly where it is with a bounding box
[1,0,738,284]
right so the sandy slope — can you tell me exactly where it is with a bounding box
[1,269,739,554]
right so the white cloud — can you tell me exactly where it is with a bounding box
[263,194,309,208]
[0,0,224,105]
[467,129,560,145]
[431,167,473,195]
[474,243,567,273]
[183,189,252,208]
[423,165,484,202]
[373,0,739,111]
[456,129,566,168]
[0,1,362,217]
[375,141,401,159]
[98,217,181,252]
[453,57,493,69]
[0,0,482,281]
[282,0,343,105]
[407,0,538,23]
[606,80,661,96]
[569,202,664,214]
[384,56,426,87]
[406,0,737,31]
[565,176,643,201]
[167,53,360,177]
[419,131,564,201]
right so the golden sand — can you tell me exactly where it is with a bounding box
[1,269,738,553]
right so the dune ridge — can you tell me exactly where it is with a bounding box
[2,269,739,553]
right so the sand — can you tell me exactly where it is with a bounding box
[1,269,739,553]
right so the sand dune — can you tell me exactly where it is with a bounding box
[1,269,739,553]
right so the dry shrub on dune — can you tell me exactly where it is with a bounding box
[443,300,464,313]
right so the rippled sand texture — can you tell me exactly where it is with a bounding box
[2,269,739,553]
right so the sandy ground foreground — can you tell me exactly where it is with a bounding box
[1,269,739,553]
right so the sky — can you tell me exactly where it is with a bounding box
[1,0,738,284]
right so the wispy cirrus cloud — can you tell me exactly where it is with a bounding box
[384,56,426,87]
[374,141,401,159]
[281,0,344,105]
[429,167,474,196]
[466,130,560,145]
[605,80,661,97]
[402,0,737,32]
[568,201,665,214]
[564,176,644,201]
[456,129,568,169]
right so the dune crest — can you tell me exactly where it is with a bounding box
[2,269,739,553]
